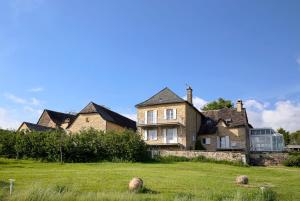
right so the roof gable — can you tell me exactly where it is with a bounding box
[135,87,185,107]
[37,109,76,126]
[79,102,136,130]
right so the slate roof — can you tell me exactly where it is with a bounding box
[135,87,186,107]
[198,108,250,134]
[42,110,76,126]
[19,122,53,132]
[79,102,136,130]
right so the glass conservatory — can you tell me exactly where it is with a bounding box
[250,128,284,152]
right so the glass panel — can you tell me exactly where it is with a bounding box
[148,129,157,140]
[166,109,173,120]
[147,111,154,124]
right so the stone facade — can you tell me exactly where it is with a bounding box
[137,102,201,150]
[199,122,249,151]
[158,150,247,164]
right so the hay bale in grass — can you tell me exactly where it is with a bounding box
[236,175,249,185]
[128,177,143,192]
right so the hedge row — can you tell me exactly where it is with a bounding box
[0,129,148,162]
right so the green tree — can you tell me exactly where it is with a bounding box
[277,128,290,145]
[202,98,233,111]
[290,130,300,145]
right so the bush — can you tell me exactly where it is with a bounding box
[283,155,300,167]
[0,129,17,158]
[0,129,148,162]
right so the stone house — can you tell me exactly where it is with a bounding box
[18,109,76,132]
[136,87,202,150]
[67,102,136,133]
[136,87,252,152]
[18,102,136,133]
[198,102,252,152]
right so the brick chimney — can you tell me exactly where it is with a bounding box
[187,86,193,105]
[236,100,243,112]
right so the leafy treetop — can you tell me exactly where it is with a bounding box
[202,98,233,111]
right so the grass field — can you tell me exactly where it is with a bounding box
[0,158,299,201]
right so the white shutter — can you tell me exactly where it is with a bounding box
[226,136,230,148]
[207,138,211,145]
[154,129,157,140]
[153,110,157,124]
[217,136,220,148]
[144,111,148,124]
[173,128,178,143]
[144,130,148,141]
[164,109,167,120]
[173,109,177,120]
[163,128,166,143]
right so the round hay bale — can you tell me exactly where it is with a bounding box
[128,177,143,192]
[236,175,249,185]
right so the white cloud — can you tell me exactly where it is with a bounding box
[23,106,43,116]
[4,93,27,104]
[123,113,137,121]
[182,95,208,111]
[28,87,44,92]
[245,100,300,132]
[4,93,41,106]
[0,107,20,130]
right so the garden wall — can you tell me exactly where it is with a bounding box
[152,150,247,164]
[249,152,289,166]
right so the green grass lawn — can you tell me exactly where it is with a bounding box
[0,158,299,201]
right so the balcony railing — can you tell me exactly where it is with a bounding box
[137,118,185,127]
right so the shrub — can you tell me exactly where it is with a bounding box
[0,129,17,158]
[283,155,300,167]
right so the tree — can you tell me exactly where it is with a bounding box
[202,98,233,111]
[290,130,300,145]
[277,128,290,145]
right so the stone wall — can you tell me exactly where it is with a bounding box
[156,150,247,164]
[249,152,289,166]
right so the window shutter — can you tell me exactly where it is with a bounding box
[163,128,166,143]
[164,109,167,120]
[173,109,177,120]
[173,128,178,143]
[226,136,230,148]
[144,111,147,124]
[207,138,211,145]
[144,130,148,140]
[154,129,157,140]
[153,110,157,124]
[217,136,220,148]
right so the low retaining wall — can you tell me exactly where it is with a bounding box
[249,152,289,166]
[153,150,247,164]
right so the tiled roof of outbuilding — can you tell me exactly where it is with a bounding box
[199,108,250,134]
[79,102,136,130]
[43,110,76,126]
[19,122,53,132]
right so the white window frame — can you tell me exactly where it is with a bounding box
[145,110,157,124]
[163,128,178,143]
[166,109,173,120]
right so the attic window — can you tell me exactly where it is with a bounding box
[85,117,89,123]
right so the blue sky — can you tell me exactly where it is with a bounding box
[1,0,300,131]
